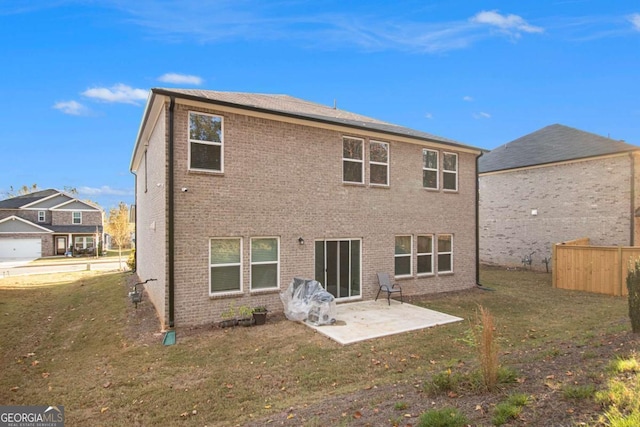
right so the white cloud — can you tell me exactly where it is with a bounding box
[473,112,491,119]
[158,73,203,85]
[463,96,474,102]
[629,14,640,31]
[471,10,543,37]
[52,100,89,115]
[82,84,148,104]
[424,112,434,119]
[78,186,133,196]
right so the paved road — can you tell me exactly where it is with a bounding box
[0,259,128,277]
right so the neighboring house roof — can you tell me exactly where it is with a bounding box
[478,124,639,173]
[148,88,477,150]
[0,189,102,211]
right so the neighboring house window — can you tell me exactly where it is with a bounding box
[422,149,439,189]
[417,235,434,275]
[189,111,224,173]
[394,235,412,277]
[72,212,82,224]
[369,140,389,186]
[437,234,453,273]
[443,152,458,191]
[38,211,46,222]
[251,237,279,290]
[343,137,364,184]
[210,238,242,294]
[74,236,94,249]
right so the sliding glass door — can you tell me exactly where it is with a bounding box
[315,239,361,300]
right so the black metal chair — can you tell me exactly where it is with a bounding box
[375,272,403,305]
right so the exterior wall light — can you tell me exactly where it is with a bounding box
[298,237,305,245]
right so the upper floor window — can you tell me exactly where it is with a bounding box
[189,111,223,173]
[394,235,412,277]
[38,211,46,223]
[343,137,364,184]
[369,141,389,186]
[422,149,439,189]
[251,237,280,291]
[417,235,434,275]
[443,152,458,191]
[72,212,82,224]
[210,238,242,295]
[437,234,453,273]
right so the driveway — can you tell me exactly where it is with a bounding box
[0,258,35,269]
[0,258,127,277]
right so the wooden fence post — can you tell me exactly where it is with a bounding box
[552,243,557,289]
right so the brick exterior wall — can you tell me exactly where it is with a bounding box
[479,153,637,270]
[136,100,479,327]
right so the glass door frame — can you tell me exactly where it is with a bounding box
[314,238,362,301]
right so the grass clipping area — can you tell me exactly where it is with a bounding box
[0,267,638,426]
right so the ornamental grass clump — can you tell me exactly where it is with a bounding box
[474,305,500,391]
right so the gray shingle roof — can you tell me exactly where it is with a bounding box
[0,189,59,209]
[478,124,638,173]
[152,88,477,150]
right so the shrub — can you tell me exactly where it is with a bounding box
[473,305,499,390]
[417,407,469,427]
[626,258,640,333]
[126,249,136,271]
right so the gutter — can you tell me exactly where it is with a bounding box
[168,96,176,328]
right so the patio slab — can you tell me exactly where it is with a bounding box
[305,299,463,345]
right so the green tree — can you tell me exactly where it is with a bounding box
[105,202,132,270]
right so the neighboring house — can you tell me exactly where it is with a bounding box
[130,88,483,328]
[479,124,640,270]
[0,189,104,259]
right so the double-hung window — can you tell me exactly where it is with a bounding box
[343,137,364,184]
[72,212,82,224]
[369,141,389,186]
[210,238,242,294]
[394,235,412,277]
[417,235,434,275]
[443,152,458,191]
[189,111,224,172]
[437,234,453,273]
[422,149,439,189]
[38,211,46,223]
[251,237,279,290]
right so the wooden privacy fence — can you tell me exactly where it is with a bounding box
[553,238,640,296]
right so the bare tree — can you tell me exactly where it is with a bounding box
[105,202,131,270]
[4,184,40,198]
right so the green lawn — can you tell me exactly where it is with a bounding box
[0,267,635,426]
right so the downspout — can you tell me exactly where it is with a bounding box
[130,170,137,272]
[168,96,176,328]
[476,151,488,289]
[631,152,636,246]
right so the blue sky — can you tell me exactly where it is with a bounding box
[1,1,639,209]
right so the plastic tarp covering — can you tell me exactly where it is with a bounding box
[280,278,337,325]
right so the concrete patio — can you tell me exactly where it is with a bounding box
[305,299,463,345]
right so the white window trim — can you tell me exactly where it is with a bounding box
[188,111,224,173]
[394,235,413,278]
[443,152,458,192]
[437,234,454,274]
[342,136,364,184]
[417,234,434,276]
[422,148,439,190]
[369,140,389,187]
[250,236,280,292]
[72,212,82,224]
[38,211,46,222]
[209,237,243,296]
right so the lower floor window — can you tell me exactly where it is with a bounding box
[437,234,453,273]
[210,238,242,294]
[74,236,94,249]
[251,237,279,290]
[417,235,434,275]
[394,235,412,277]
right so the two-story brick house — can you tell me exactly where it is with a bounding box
[479,124,640,270]
[130,89,482,328]
[0,189,104,259]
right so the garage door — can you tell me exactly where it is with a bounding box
[0,238,42,260]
